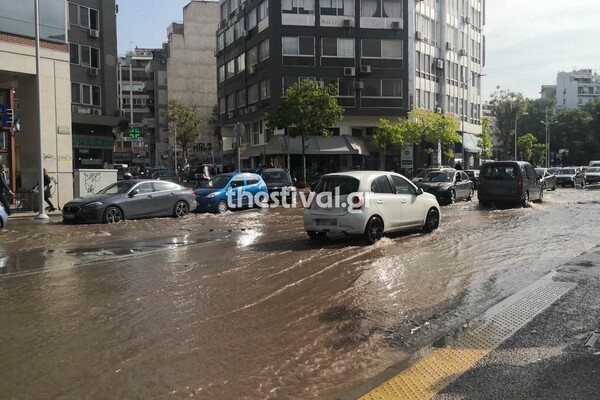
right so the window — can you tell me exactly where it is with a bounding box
[258,1,269,21]
[382,79,402,97]
[338,78,355,97]
[247,46,258,69]
[361,0,402,18]
[282,0,315,14]
[362,79,380,97]
[70,4,99,29]
[219,97,226,114]
[391,175,415,195]
[252,122,261,145]
[362,39,402,58]
[217,33,225,50]
[237,89,247,107]
[226,59,235,78]
[68,3,78,25]
[69,43,79,64]
[248,84,259,104]
[282,36,315,56]
[75,45,100,68]
[371,175,394,193]
[235,18,245,39]
[227,93,236,111]
[259,39,270,61]
[246,175,260,185]
[71,82,80,103]
[322,37,354,57]
[260,79,271,99]
[321,0,354,16]
[247,8,257,30]
[236,54,246,73]
[225,26,234,46]
[75,83,101,106]
[218,65,225,83]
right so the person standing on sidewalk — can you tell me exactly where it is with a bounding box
[43,168,56,211]
[0,164,14,215]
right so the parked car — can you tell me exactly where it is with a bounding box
[62,180,197,224]
[588,160,600,168]
[139,166,168,179]
[584,167,600,184]
[194,172,267,213]
[547,167,561,175]
[258,168,295,201]
[555,167,585,187]
[152,169,180,183]
[303,171,441,244]
[411,166,454,183]
[478,161,543,208]
[416,170,474,205]
[187,165,216,184]
[535,168,557,191]
[0,204,8,229]
[309,172,325,191]
[464,169,480,189]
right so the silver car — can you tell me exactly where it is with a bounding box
[62,180,197,224]
[304,171,441,244]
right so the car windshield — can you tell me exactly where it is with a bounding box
[587,167,600,173]
[415,169,431,179]
[535,168,546,177]
[315,176,359,195]
[97,181,135,195]
[204,175,231,189]
[465,171,475,178]
[422,172,453,182]
[482,164,518,180]
[262,170,291,183]
[558,169,576,175]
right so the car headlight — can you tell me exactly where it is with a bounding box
[82,201,103,208]
[206,192,220,198]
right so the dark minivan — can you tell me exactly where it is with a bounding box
[478,161,543,207]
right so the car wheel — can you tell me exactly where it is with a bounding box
[552,183,557,191]
[216,200,228,214]
[103,206,123,223]
[364,216,384,245]
[449,190,456,204]
[173,201,190,218]
[466,187,474,201]
[307,230,326,241]
[522,191,530,208]
[536,187,544,203]
[423,208,440,233]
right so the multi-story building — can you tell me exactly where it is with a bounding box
[115,48,153,169]
[215,0,484,176]
[167,1,221,169]
[69,0,122,169]
[555,69,600,111]
[0,0,73,208]
[143,46,170,167]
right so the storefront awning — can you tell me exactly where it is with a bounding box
[240,145,265,159]
[248,135,371,156]
[463,133,482,154]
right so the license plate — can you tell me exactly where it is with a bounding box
[63,214,75,220]
[315,218,337,226]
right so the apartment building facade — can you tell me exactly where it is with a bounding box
[555,69,600,111]
[216,0,485,176]
[0,0,74,208]
[69,0,122,169]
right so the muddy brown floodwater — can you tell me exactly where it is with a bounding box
[1,186,600,399]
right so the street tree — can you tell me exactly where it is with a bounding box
[404,109,460,158]
[373,118,405,169]
[517,133,537,164]
[488,88,528,159]
[478,116,494,160]
[163,99,203,162]
[265,80,344,184]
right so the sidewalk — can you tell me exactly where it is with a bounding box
[7,209,63,221]
[347,246,600,400]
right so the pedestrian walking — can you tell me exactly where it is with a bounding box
[43,168,56,211]
[0,164,13,215]
[455,161,463,170]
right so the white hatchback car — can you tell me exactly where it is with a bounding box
[303,171,441,244]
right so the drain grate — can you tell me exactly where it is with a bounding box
[359,273,576,400]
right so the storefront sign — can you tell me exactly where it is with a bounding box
[73,136,114,149]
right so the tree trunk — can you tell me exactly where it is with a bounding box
[302,134,307,185]
[380,145,386,170]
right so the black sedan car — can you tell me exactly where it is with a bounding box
[62,180,197,223]
[258,168,295,200]
[416,170,474,205]
[556,167,585,187]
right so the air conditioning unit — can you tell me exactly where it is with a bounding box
[360,65,371,74]
[463,16,471,24]
[353,81,364,90]
[87,67,99,76]
[391,21,400,29]
[459,49,468,57]
[344,67,355,77]
[435,59,444,69]
[92,109,102,116]
[88,29,99,38]
[436,107,442,114]
[249,64,257,75]
[343,19,352,27]
[415,31,423,41]
[446,41,455,51]
[249,105,257,112]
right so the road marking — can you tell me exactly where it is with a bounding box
[358,272,576,400]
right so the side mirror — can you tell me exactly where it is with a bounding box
[128,188,139,197]
[416,188,424,195]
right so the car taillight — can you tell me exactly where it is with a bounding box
[518,174,524,189]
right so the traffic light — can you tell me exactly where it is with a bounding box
[0,104,13,127]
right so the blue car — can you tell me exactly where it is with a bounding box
[195,172,268,213]
[0,204,7,229]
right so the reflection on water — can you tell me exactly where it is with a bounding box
[0,189,599,399]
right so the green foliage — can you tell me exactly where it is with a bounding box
[532,143,547,166]
[265,80,344,183]
[488,88,528,159]
[518,133,537,164]
[478,117,493,159]
[163,99,203,160]
[373,118,406,169]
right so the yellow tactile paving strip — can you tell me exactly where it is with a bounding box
[360,276,576,400]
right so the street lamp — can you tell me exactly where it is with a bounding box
[540,109,557,168]
[461,73,485,169]
[514,112,528,160]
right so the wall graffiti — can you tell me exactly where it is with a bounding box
[83,171,101,194]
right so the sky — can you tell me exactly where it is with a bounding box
[117,0,600,100]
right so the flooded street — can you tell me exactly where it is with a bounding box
[1,186,600,399]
